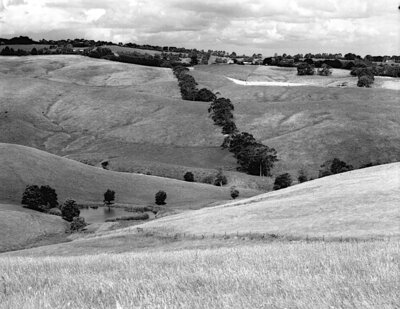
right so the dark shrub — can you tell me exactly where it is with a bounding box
[297,169,308,183]
[70,216,87,232]
[48,208,62,216]
[317,64,332,76]
[155,190,167,205]
[319,158,353,178]
[61,199,80,222]
[357,75,374,88]
[297,62,315,75]
[184,171,195,182]
[230,187,239,199]
[273,173,292,190]
[214,169,227,186]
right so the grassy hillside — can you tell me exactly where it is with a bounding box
[0,56,266,186]
[192,65,400,177]
[0,203,68,252]
[0,241,398,308]
[0,143,257,208]
[138,163,400,238]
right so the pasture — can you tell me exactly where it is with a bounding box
[192,64,400,177]
[0,240,398,308]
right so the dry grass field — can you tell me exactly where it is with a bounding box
[0,203,69,253]
[0,241,398,309]
[135,162,400,239]
[0,143,258,207]
[192,64,400,177]
[0,56,263,186]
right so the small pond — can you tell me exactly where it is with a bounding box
[79,207,131,224]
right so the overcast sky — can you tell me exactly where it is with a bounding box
[0,0,399,56]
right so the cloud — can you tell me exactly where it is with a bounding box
[0,0,398,55]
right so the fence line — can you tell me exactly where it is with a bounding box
[135,227,394,243]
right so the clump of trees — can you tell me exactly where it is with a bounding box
[155,190,167,205]
[222,132,278,176]
[61,199,80,222]
[273,173,292,190]
[21,185,58,211]
[319,158,353,178]
[351,65,375,88]
[297,62,315,75]
[317,64,332,76]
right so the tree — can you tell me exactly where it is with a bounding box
[319,158,353,178]
[195,88,216,102]
[230,187,239,199]
[70,217,87,232]
[297,169,308,183]
[214,169,227,186]
[103,189,115,210]
[21,185,43,211]
[61,199,80,222]
[184,171,195,182]
[297,62,315,75]
[237,144,278,177]
[190,54,198,66]
[40,185,58,209]
[273,173,292,190]
[155,191,167,205]
[317,64,332,76]
[31,47,38,55]
[357,75,374,88]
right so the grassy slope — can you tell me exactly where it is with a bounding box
[192,65,400,177]
[0,55,269,188]
[0,241,398,308]
[138,163,400,238]
[0,203,69,252]
[0,143,257,208]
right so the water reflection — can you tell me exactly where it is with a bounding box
[79,207,129,224]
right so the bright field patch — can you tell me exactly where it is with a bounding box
[0,241,398,309]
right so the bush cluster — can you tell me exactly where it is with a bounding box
[319,158,353,178]
[297,62,315,75]
[273,173,292,190]
[21,185,58,211]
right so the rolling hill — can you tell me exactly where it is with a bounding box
[0,143,257,207]
[137,162,400,239]
[5,161,399,257]
[191,65,400,177]
[0,55,272,188]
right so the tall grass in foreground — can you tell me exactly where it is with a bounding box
[0,241,399,309]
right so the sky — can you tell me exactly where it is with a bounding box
[0,0,399,56]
